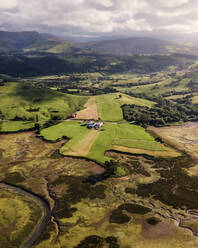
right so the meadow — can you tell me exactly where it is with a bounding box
[40,121,92,157]
[0,120,34,132]
[87,123,164,163]
[41,121,166,164]
[96,93,155,122]
[96,94,124,122]
[0,82,87,123]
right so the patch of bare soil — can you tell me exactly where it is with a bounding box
[110,145,181,158]
[85,163,105,174]
[75,96,98,120]
[141,219,174,239]
[148,122,198,159]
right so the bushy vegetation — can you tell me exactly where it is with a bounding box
[110,203,151,224]
[74,235,119,248]
[135,156,198,209]
[122,96,198,126]
[1,128,198,248]
[0,52,196,77]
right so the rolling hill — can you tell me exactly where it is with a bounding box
[1,31,198,56]
[0,31,72,53]
[75,37,198,56]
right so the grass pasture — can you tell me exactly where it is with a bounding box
[96,94,123,122]
[96,93,155,122]
[0,82,87,122]
[121,78,191,97]
[40,120,89,142]
[88,123,164,163]
[0,121,34,133]
[40,121,95,157]
[119,94,156,107]
[41,121,173,164]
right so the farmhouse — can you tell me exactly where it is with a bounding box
[71,113,77,118]
[86,121,103,130]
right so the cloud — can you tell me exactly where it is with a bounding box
[0,0,198,41]
[0,0,18,10]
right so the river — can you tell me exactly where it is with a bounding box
[0,182,51,248]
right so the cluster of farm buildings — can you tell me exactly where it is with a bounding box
[86,121,103,130]
[71,113,103,130]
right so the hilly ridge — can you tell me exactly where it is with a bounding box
[0,31,71,53]
[75,37,198,56]
[1,31,198,56]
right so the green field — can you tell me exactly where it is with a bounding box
[0,121,35,132]
[119,93,155,107]
[41,121,163,164]
[121,78,191,97]
[96,94,123,122]
[40,120,89,142]
[88,123,163,163]
[96,93,155,122]
[0,82,87,122]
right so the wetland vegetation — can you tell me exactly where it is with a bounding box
[2,43,198,248]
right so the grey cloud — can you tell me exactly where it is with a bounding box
[0,0,198,42]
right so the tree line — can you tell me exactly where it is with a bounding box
[122,96,198,127]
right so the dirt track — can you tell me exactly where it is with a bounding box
[111,144,181,158]
[75,96,98,120]
[62,129,99,156]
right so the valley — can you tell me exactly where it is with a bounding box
[2,32,198,248]
[1,129,198,248]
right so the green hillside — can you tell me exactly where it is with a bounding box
[0,31,71,53]
[75,37,198,56]
[0,82,88,123]
[96,93,155,122]
[0,121,35,133]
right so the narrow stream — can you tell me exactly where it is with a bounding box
[0,182,51,248]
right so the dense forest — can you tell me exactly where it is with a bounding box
[0,52,197,77]
[122,96,198,126]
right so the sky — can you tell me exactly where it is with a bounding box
[0,0,198,42]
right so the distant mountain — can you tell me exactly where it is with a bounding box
[0,31,72,53]
[1,32,198,56]
[74,37,198,56]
